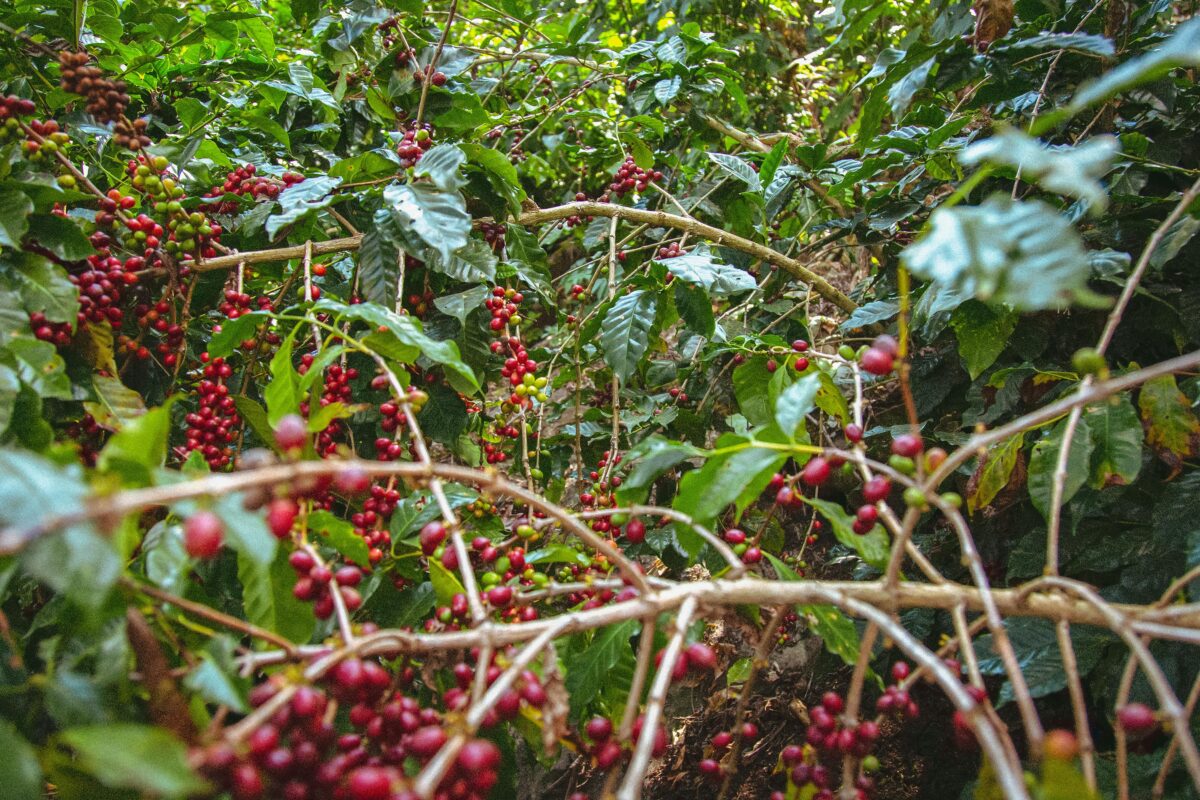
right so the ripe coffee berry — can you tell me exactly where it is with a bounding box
[184,511,224,558]
[265,499,299,538]
[624,517,646,543]
[891,433,924,458]
[801,456,831,486]
[860,347,894,375]
[1117,703,1157,737]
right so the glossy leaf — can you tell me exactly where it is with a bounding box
[600,289,656,383]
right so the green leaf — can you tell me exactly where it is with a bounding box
[208,311,269,359]
[1040,758,1100,800]
[308,509,371,566]
[0,364,18,436]
[1138,373,1200,475]
[565,619,640,719]
[961,128,1118,212]
[414,144,466,192]
[60,724,207,797]
[0,190,33,248]
[726,657,752,685]
[504,226,554,303]
[88,375,147,427]
[383,183,472,265]
[733,358,774,428]
[674,436,787,536]
[673,282,715,336]
[759,139,788,188]
[1083,396,1142,489]
[0,720,43,800]
[615,435,702,505]
[600,289,657,384]
[427,237,496,283]
[974,618,1109,705]
[9,253,78,323]
[265,330,301,426]
[950,300,1017,379]
[657,246,756,296]
[707,152,762,192]
[654,75,682,104]
[428,557,466,605]
[184,639,250,713]
[434,285,490,325]
[232,395,275,450]
[902,195,1093,311]
[357,228,400,307]
[802,496,890,570]
[324,302,479,394]
[967,433,1025,514]
[1068,18,1200,113]
[239,547,316,644]
[26,214,93,260]
[6,337,72,399]
[774,372,820,441]
[212,492,277,569]
[1028,415,1095,518]
[265,175,341,239]
[764,553,865,670]
[97,400,174,483]
[994,32,1114,57]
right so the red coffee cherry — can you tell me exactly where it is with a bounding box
[184,511,224,559]
[265,498,298,538]
[585,716,613,742]
[274,413,307,450]
[801,457,831,486]
[685,642,718,670]
[625,517,646,544]
[860,347,894,375]
[1117,703,1157,737]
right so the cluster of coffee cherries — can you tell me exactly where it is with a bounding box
[582,714,669,770]
[199,658,510,800]
[697,722,762,782]
[296,358,359,457]
[655,241,687,260]
[0,94,36,126]
[403,287,435,318]
[29,312,73,347]
[485,287,524,333]
[64,413,106,467]
[183,356,241,469]
[481,420,520,466]
[202,164,305,213]
[127,155,222,260]
[71,252,140,326]
[219,288,272,320]
[130,298,181,364]
[58,51,129,124]
[288,549,364,619]
[395,124,435,168]
[608,157,662,198]
[859,334,898,376]
[20,119,71,173]
[478,222,506,254]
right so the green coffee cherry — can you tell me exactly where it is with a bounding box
[903,486,927,509]
[888,454,916,475]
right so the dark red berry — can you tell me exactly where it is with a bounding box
[184,511,224,559]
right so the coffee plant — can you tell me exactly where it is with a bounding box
[2,1,1200,799]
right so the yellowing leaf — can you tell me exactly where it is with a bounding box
[1139,373,1200,478]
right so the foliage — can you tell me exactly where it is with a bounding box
[1,1,1199,799]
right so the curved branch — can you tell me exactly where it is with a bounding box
[186,203,859,314]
